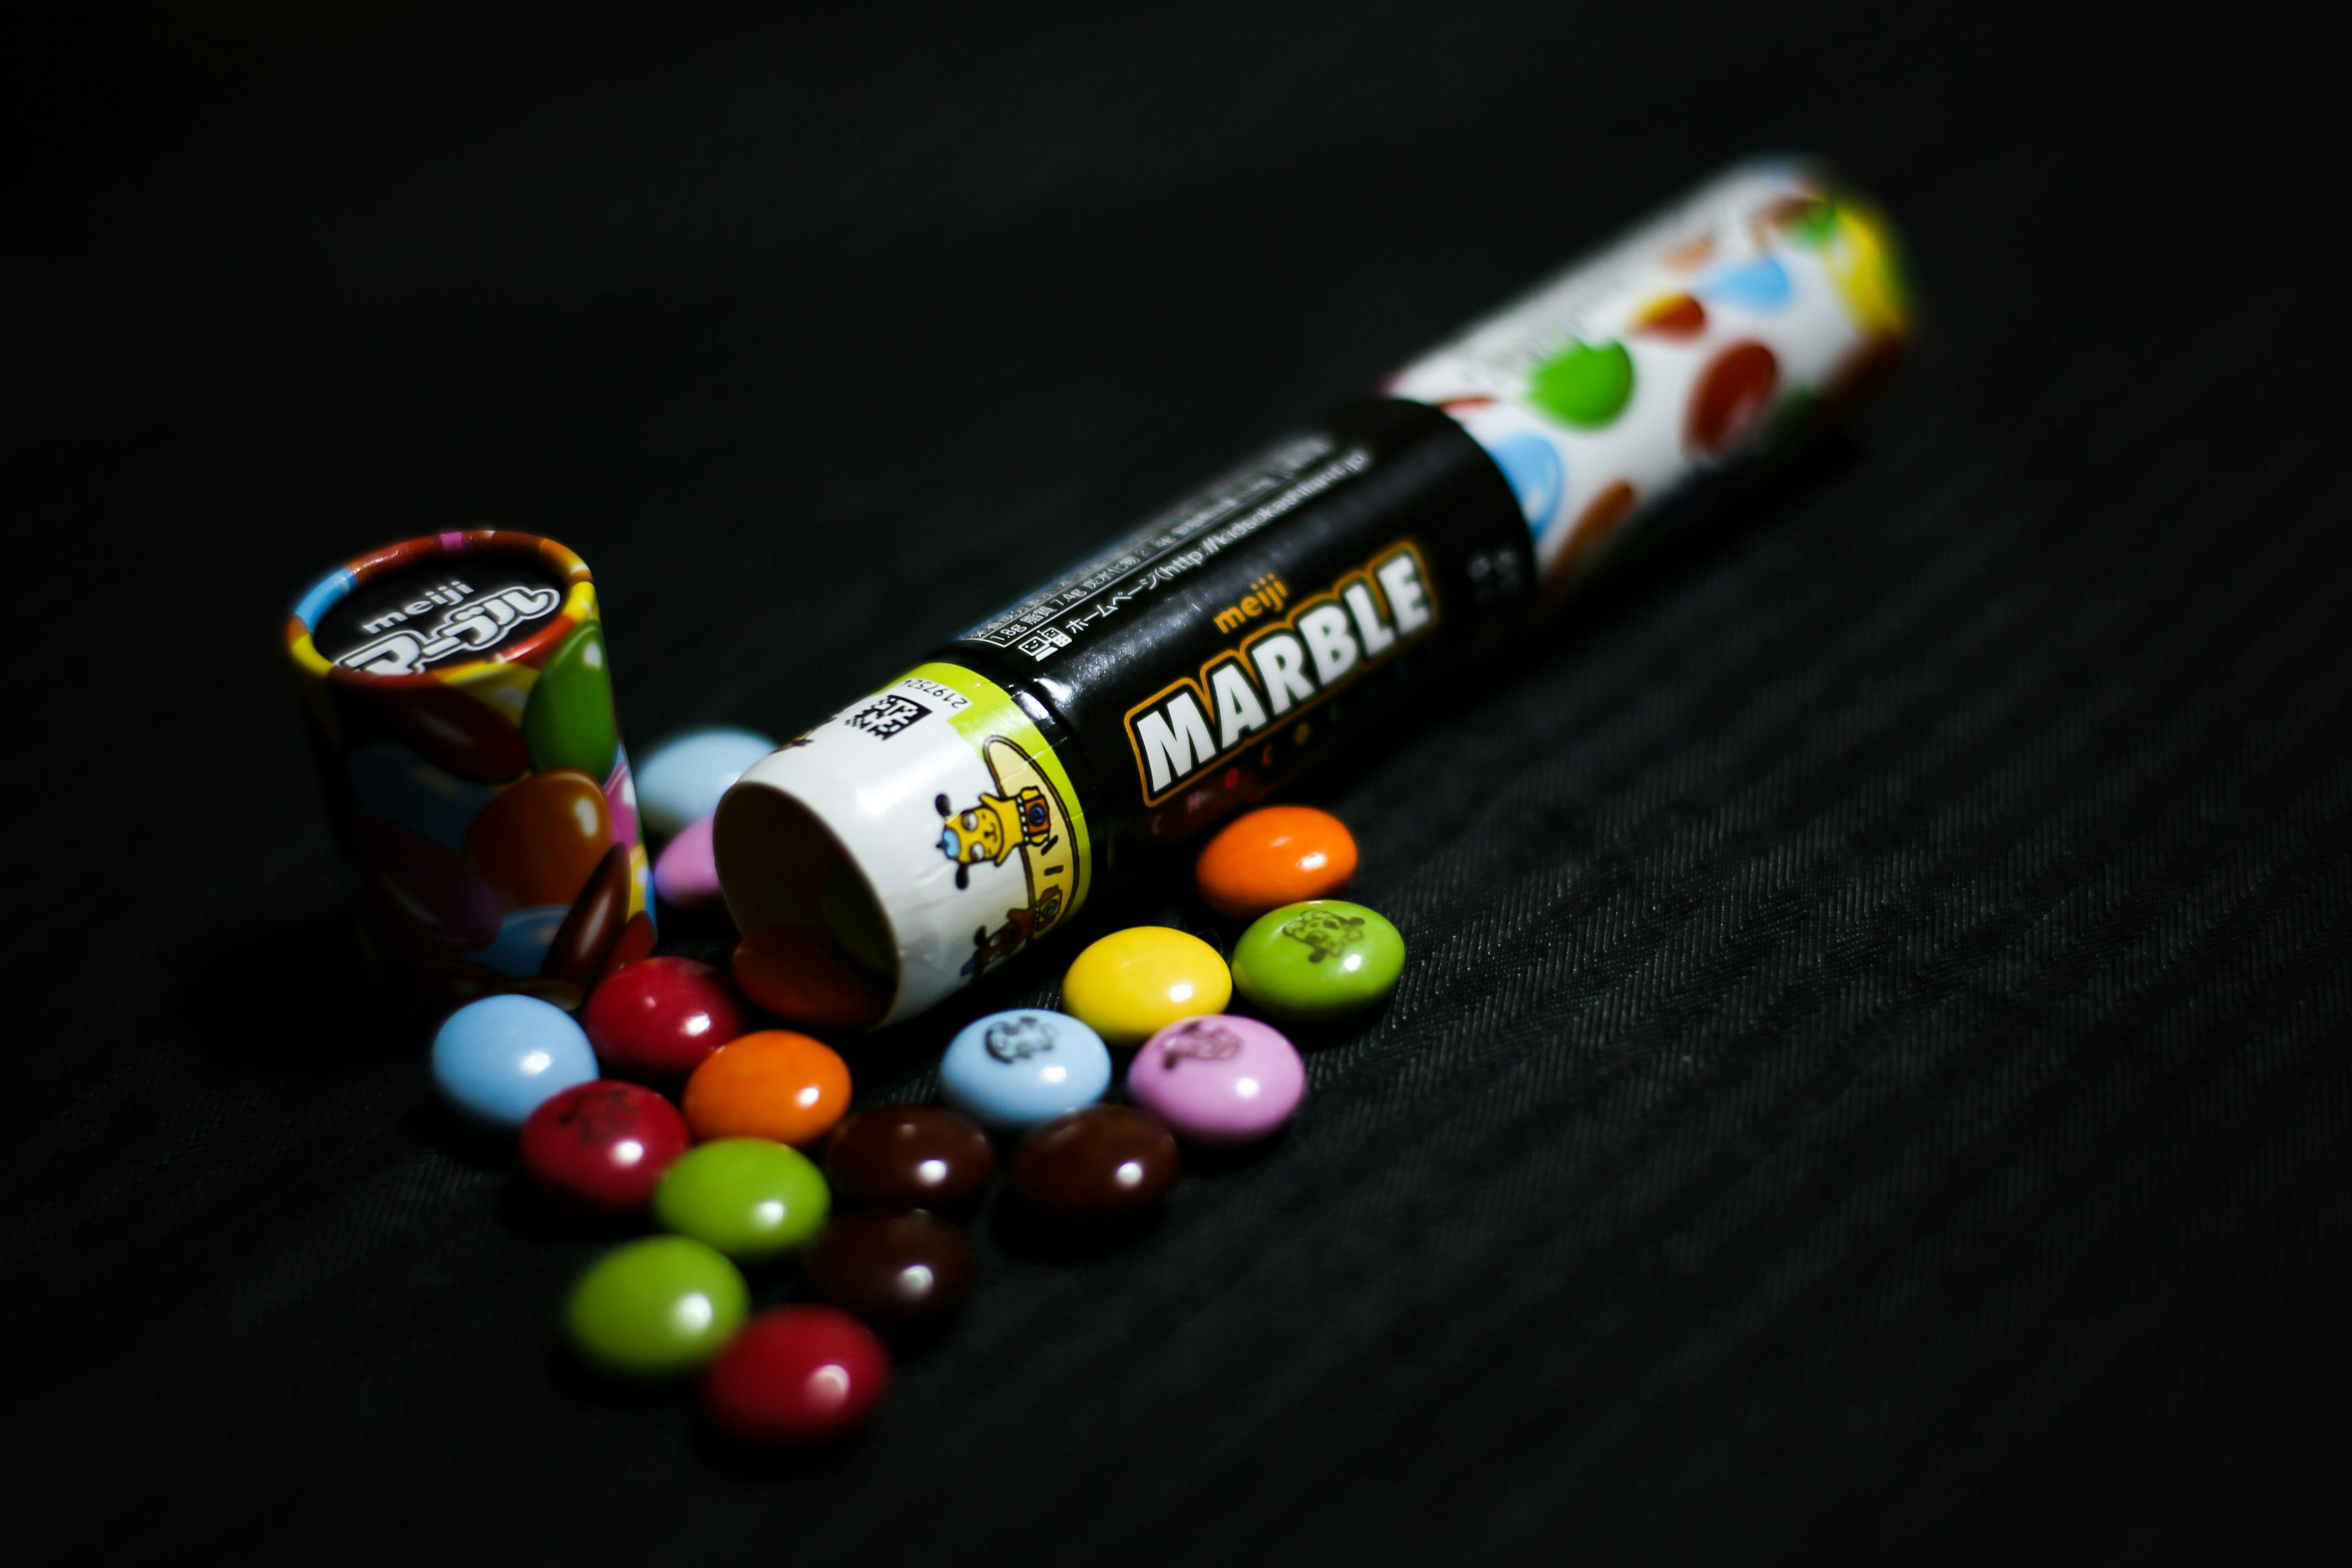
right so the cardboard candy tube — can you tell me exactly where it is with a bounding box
[716,159,1909,1027]
[285,530,653,1017]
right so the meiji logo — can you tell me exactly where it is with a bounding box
[1123,540,1438,804]
[845,693,931,739]
[335,582,562,676]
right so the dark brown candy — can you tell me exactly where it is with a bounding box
[823,1106,997,1212]
[1008,1106,1181,1216]
[804,1209,976,1327]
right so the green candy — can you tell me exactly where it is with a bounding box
[1231,899,1405,1023]
[1528,339,1634,430]
[652,1139,830,1261]
[565,1235,747,1380]
[522,620,619,778]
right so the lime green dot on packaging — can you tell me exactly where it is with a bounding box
[652,1138,831,1261]
[822,861,895,976]
[565,1235,748,1379]
[1230,899,1405,1023]
[1528,340,1635,430]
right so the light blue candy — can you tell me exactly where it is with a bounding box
[431,995,598,1134]
[346,742,499,852]
[938,1009,1112,1133]
[635,726,777,840]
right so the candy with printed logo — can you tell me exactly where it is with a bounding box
[939,1009,1112,1133]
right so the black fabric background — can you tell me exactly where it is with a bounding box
[8,3,2351,1562]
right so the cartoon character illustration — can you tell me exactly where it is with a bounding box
[935,734,1087,979]
[1280,905,1367,963]
[962,906,1036,978]
[934,785,1053,888]
[959,888,1065,979]
[982,1014,1058,1064]
[1158,1017,1243,1067]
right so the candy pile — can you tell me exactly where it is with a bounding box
[428,729,1406,1449]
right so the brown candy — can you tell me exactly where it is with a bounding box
[1008,1107,1181,1216]
[804,1209,975,1327]
[823,1106,997,1212]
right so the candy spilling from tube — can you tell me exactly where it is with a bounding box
[297,158,1904,1448]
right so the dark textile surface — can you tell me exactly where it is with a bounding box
[8,3,2351,1562]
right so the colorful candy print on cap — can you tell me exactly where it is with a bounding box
[823,1105,997,1212]
[582,956,746,1080]
[637,726,777,842]
[1008,1106,1182,1216]
[520,1080,691,1215]
[1127,1014,1305,1145]
[567,1235,748,1380]
[699,1305,892,1447]
[682,1030,853,1146]
[805,1208,976,1328]
[1229,899,1405,1023]
[286,532,648,1010]
[653,1138,831,1262]
[1059,927,1231,1049]
[430,993,598,1133]
[938,1009,1112,1133]
[1194,805,1359,919]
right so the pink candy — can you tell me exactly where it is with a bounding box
[1126,1014,1304,1145]
[653,815,724,910]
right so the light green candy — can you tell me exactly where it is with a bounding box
[522,620,619,778]
[565,1235,747,1380]
[1230,899,1405,1023]
[652,1138,830,1261]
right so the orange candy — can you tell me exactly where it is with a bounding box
[1194,805,1359,919]
[683,1030,853,1145]
[733,925,889,1030]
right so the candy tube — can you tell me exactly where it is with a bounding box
[287,532,654,1015]
[716,158,1908,1025]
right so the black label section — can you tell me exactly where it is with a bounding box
[946,398,1532,843]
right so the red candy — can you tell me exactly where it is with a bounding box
[732,925,888,1030]
[582,956,747,1079]
[699,1305,893,1447]
[518,1080,691,1215]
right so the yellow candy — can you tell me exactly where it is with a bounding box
[1060,927,1231,1049]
